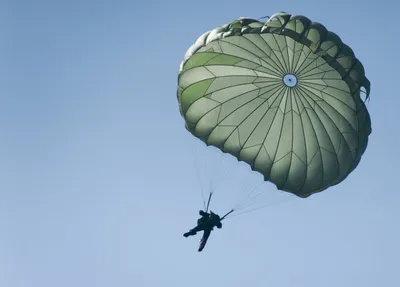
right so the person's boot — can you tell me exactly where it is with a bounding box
[183,230,196,237]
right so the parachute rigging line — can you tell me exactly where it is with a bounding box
[191,144,206,210]
[220,209,235,221]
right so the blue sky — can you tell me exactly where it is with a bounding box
[1,0,399,286]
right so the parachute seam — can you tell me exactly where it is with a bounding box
[212,86,263,121]
[182,48,280,77]
[218,39,283,77]
[300,81,356,111]
[264,89,288,186]
[284,33,293,74]
[298,56,337,77]
[238,84,285,151]
[292,87,309,194]
[286,36,294,74]
[180,78,216,118]
[290,35,298,74]
[309,101,355,174]
[203,88,268,146]
[296,90,325,191]
[205,80,259,102]
[211,82,281,126]
[272,33,290,73]
[241,34,284,77]
[296,52,321,79]
[301,83,359,133]
[297,58,338,79]
[294,48,313,77]
[291,39,305,74]
[218,96,269,151]
[259,35,286,75]
[297,86,342,183]
[280,32,293,73]
[238,34,271,58]
[280,87,295,189]
[246,86,286,171]
[256,34,286,75]
[319,90,358,129]
[299,79,350,95]
[191,86,258,136]
[182,78,256,119]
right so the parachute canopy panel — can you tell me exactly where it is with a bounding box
[177,12,371,198]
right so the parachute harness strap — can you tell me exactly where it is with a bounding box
[205,192,213,213]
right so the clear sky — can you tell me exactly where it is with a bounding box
[1,0,399,286]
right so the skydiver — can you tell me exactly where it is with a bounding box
[183,210,223,252]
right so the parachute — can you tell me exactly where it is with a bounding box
[177,12,371,198]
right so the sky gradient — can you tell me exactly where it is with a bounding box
[1,0,399,286]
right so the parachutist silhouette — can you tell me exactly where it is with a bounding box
[183,210,222,252]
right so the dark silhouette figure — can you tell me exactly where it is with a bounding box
[183,210,222,252]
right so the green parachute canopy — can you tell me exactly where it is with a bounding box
[177,12,371,198]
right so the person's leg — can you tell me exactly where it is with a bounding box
[198,229,211,252]
[183,225,204,237]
